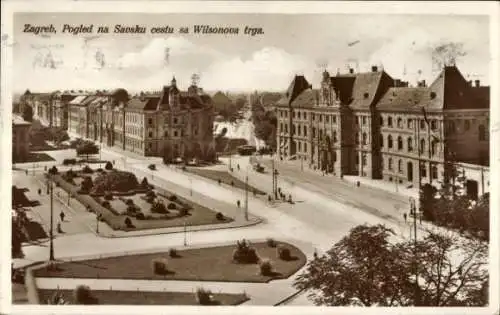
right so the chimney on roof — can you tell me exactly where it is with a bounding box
[371,66,378,72]
[474,80,480,87]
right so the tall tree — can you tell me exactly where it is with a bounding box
[410,230,488,306]
[294,224,413,306]
[22,105,33,122]
[294,224,489,307]
[76,141,99,160]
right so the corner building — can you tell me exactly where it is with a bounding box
[276,65,489,190]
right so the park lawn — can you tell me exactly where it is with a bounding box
[34,241,306,283]
[37,289,248,305]
[52,168,233,231]
[186,168,266,195]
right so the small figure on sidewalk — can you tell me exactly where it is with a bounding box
[113,160,115,165]
[356,181,360,187]
[38,188,41,195]
[25,170,28,175]
[57,222,63,233]
[237,164,240,171]
[59,211,65,222]
[218,178,221,185]
[403,213,407,223]
[237,200,241,208]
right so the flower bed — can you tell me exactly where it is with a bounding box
[51,167,233,231]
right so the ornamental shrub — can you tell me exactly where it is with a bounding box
[151,258,168,275]
[259,259,273,276]
[277,245,291,261]
[195,287,213,305]
[232,239,259,264]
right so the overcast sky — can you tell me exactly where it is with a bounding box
[13,13,490,92]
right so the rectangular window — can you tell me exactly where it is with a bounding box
[362,116,367,125]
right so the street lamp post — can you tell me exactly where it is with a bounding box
[244,167,249,221]
[48,173,55,262]
[183,218,187,246]
[409,197,420,305]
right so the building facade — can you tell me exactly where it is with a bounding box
[275,65,490,195]
[12,115,31,162]
[68,77,216,162]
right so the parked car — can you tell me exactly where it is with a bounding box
[253,163,265,173]
[148,164,156,170]
[187,158,198,166]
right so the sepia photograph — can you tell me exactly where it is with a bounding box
[1,2,498,314]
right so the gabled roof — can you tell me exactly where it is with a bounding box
[127,98,149,111]
[377,66,486,112]
[68,95,88,105]
[290,89,319,108]
[377,87,432,111]
[349,71,393,109]
[330,75,356,104]
[276,75,311,107]
[81,96,97,106]
[428,66,477,110]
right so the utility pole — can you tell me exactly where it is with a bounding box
[49,175,55,261]
[244,175,249,221]
[189,178,193,196]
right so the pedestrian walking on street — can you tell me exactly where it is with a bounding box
[403,213,407,223]
[38,188,41,195]
[25,170,28,175]
[237,164,240,171]
[60,211,65,222]
[57,222,63,233]
[237,200,241,208]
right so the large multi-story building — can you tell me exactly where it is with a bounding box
[275,65,490,195]
[66,77,216,161]
[20,90,80,129]
[12,115,31,162]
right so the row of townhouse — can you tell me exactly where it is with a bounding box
[275,65,490,197]
[63,77,216,161]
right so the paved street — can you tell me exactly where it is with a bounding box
[12,143,467,306]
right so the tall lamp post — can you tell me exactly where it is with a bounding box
[409,196,420,305]
[47,171,55,262]
[244,166,249,221]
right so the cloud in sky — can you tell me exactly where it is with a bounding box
[13,15,490,93]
